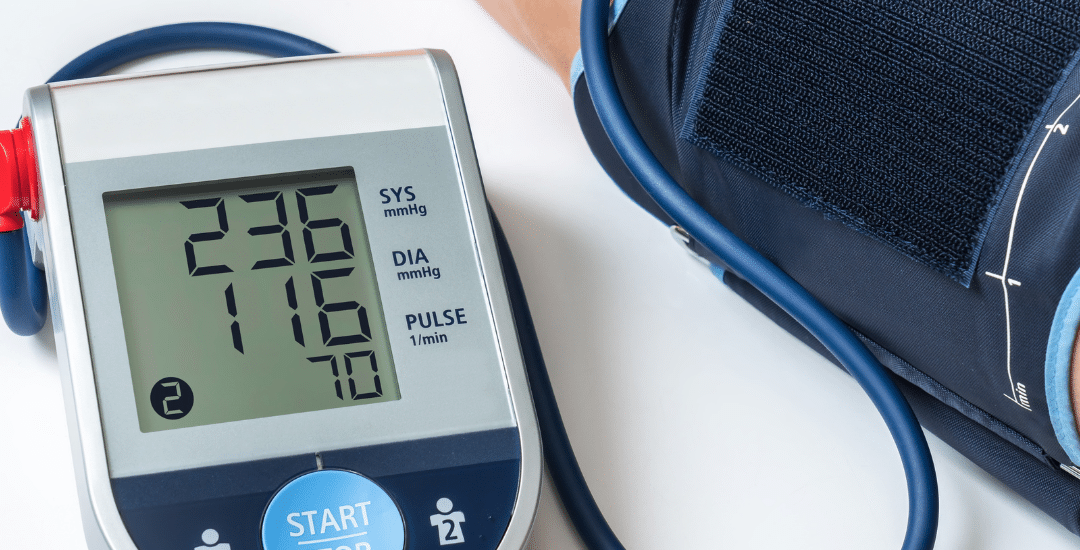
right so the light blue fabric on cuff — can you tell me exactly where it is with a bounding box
[1046,265,1080,466]
[570,0,630,94]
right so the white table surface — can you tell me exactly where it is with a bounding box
[1,1,1078,548]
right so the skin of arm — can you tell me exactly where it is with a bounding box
[474,0,581,91]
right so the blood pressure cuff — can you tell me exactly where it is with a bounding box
[573,0,1080,535]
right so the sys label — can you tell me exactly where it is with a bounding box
[379,186,427,218]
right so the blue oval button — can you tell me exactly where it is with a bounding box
[262,470,405,550]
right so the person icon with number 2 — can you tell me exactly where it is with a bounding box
[429,497,466,545]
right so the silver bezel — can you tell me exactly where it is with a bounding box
[27,84,134,550]
[431,51,541,548]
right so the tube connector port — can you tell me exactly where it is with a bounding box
[0,118,39,233]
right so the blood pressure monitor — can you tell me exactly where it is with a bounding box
[22,50,540,549]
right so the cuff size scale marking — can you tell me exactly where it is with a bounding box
[18,51,540,550]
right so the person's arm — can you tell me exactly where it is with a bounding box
[474,0,580,91]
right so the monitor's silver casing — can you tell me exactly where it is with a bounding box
[24,50,541,550]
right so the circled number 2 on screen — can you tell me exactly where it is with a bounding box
[180,184,383,405]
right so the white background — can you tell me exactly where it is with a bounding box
[1,1,1077,548]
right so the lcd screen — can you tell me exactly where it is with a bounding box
[103,168,399,432]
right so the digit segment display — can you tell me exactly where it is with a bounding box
[103,169,399,432]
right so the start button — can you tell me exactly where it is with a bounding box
[262,469,405,550]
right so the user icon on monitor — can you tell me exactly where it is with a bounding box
[429,497,466,545]
[195,528,230,550]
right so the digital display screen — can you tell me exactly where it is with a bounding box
[103,169,399,432]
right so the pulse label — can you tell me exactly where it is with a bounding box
[405,308,466,348]
[405,309,466,330]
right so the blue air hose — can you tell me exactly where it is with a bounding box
[0,226,46,335]
[580,1,939,549]
[46,22,335,83]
